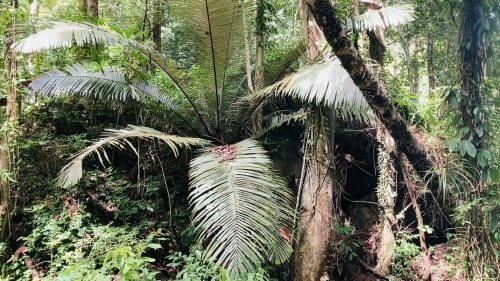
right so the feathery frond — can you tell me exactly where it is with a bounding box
[13,21,139,53]
[189,139,294,277]
[263,41,307,87]
[253,110,307,139]
[58,125,208,188]
[347,5,415,31]
[29,63,202,132]
[259,58,373,124]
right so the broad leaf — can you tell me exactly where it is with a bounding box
[189,139,294,277]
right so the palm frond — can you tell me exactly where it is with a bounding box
[13,21,139,53]
[189,139,294,277]
[171,0,245,127]
[30,63,203,132]
[263,40,307,87]
[259,58,373,124]
[58,125,208,188]
[346,4,415,31]
[253,110,307,139]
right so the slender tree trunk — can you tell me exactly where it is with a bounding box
[152,0,162,52]
[252,0,265,132]
[459,0,486,150]
[364,0,385,66]
[298,0,323,61]
[398,26,416,94]
[400,155,431,281]
[427,4,435,90]
[1,0,19,243]
[304,0,436,191]
[241,1,254,93]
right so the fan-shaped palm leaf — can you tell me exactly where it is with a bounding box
[346,4,415,31]
[58,125,208,188]
[189,139,294,277]
[259,57,373,124]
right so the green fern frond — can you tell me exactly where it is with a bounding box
[58,125,207,188]
[189,139,294,277]
[347,4,415,31]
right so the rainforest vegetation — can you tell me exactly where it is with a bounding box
[0,0,499,280]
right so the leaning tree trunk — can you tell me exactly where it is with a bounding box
[304,0,436,191]
[291,107,334,281]
[1,1,19,243]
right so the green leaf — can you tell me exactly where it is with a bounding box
[489,214,499,233]
[147,243,162,250]
[458,139,476,157]
[477,150,486,167]
[448,139,458,153]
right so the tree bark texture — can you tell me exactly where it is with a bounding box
[1,3,19,242]
[298,0,323,61]
[291,107,333,281]
[375,121,396,275]
[252,0,265,132]
[152,0,162,52]
[86,0,98,19]
[304,0,435,190]
[459,0,486,149]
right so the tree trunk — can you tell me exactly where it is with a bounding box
[152,0,162,52]
[252,0,265,132]
[1,1,19,243]
[298,0,323,61]
[241,2,254,93]
[426,4,435,90]
[459,0,486,150]
[374,120,396,275]
[304,0,436,191]
[291,107,334,281]
[86,0,98,19]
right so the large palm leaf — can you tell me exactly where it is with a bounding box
[189,139,294,277]
[346,4,415,31]
[29,63,201,134]
[57,125,208,188]
[13,21,137,53]
[259,57,373,124]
